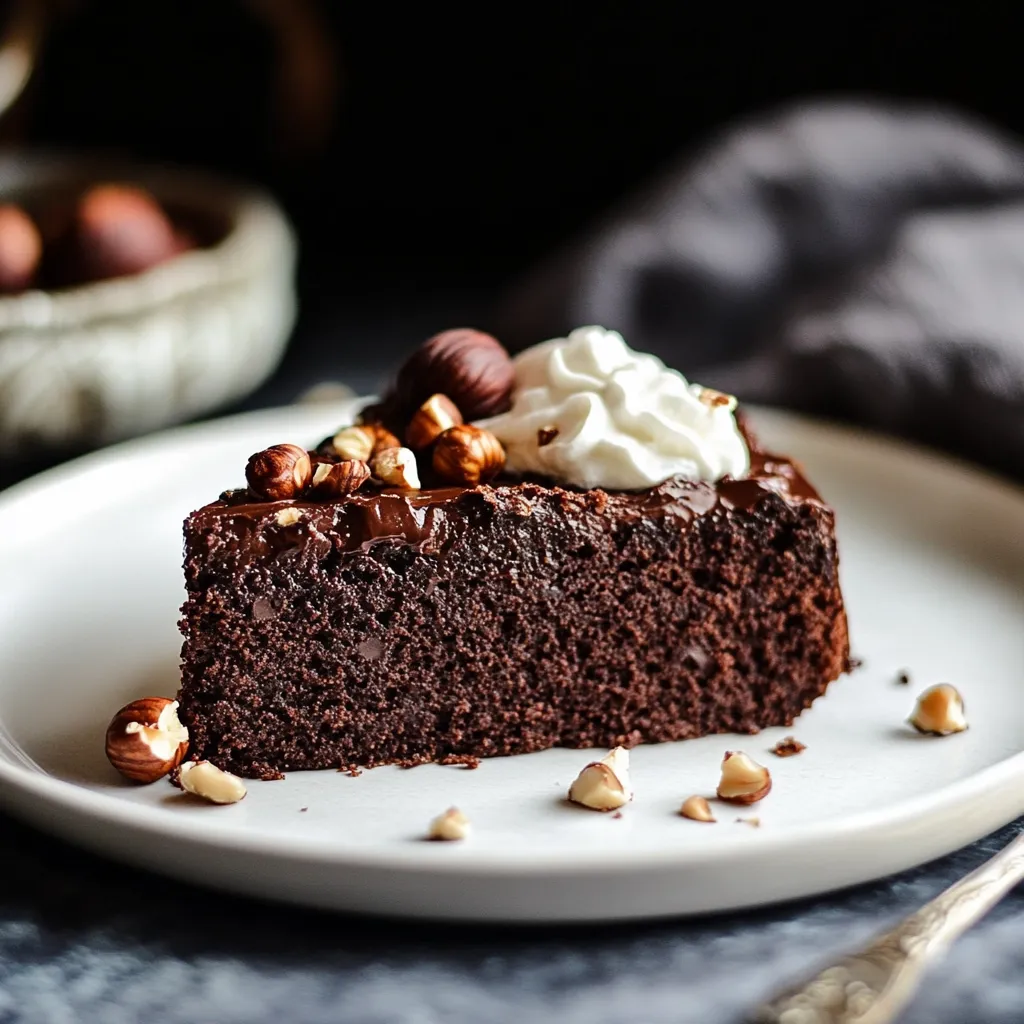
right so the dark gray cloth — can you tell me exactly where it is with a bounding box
[500,101,1024,479]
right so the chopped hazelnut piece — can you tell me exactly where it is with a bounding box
[697,387,736,409]
[909,684,968,735]
[428,806,471,841]
[568,746,631,811]
[372,447,421,490]
[275,507,302,527]
[716,751,772,805]
[679,795,716,822]
[178,760,247,804]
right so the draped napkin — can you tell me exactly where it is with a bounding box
[499,100,1024,480]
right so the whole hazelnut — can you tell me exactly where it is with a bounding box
[105,697,189,783]
[395,329,514,420]
[432,424,505,486]
[330,424,400,462]
[245,444,312,501]
[405,393,464,450]
[308,459,371,499]
[0,204,43,293]
[71,184,180,282]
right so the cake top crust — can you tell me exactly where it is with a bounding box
[188,449,821,563]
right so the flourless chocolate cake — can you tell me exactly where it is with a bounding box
[178,327,850,778]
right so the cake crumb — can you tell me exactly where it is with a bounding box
[439,754,481,769]
[897,670,911,685]
[849,656,864,670]
[299,807,308,813]
[338,764,363,777]
[770,736,806,758]
[612,811,624,819]
[735,816,761,828]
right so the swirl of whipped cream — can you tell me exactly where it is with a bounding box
[478,326,749,490]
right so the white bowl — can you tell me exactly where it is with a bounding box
[0,152,296,455]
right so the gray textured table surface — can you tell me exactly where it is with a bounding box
[2,296,1023,1024]
[0,812,1021,1024]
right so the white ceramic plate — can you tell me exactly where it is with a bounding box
[0,403,1023,923]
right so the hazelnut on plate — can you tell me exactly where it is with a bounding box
[568,746,632,811]
[105,697,189,783]
[716,751,772,805]
[427,806,471,841]
[679,795,716,822]
[178,760,247,804]
[909,684,968,735]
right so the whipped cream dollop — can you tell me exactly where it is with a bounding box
[478,326,749,490]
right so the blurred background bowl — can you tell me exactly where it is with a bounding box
[0,152,296,456]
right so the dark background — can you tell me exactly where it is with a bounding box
[12,2,1023,302]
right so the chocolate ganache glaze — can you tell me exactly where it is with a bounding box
[190,450,821,565]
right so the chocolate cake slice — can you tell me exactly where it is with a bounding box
[177,327,850,778]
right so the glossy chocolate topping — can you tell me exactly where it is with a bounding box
[190,450,822,561]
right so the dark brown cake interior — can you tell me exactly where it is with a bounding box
[179,450,849,778]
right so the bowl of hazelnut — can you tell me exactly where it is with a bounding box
[0,153,296,456]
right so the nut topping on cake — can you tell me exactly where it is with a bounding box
[308,459,371,499]
[432,424,505,486]
[245,444,312,501]
[568,746,632,811]
[427,806,471,841]
[178,760,247,804]
[395,328,514,420]
[716,751,772,805]
[105,697,189,783]
[909,684,968,735]
[405,393,464,450]
[372,446,421,489]
[331,424,401,462]
[274,507,302,527]
[679,795,716,822]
